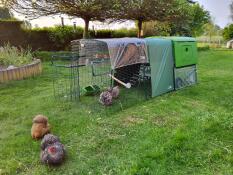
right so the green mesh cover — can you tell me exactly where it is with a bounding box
[145,38,174,97]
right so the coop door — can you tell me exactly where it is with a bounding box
[174,65,197,90]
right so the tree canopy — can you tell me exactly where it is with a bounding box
[142,2,210,37]
[189,3,210,36]
[112,0,192,37]
[223,24,233,41]
[203,21,221,42]
[6,0,114,38]
[5,0,210,38]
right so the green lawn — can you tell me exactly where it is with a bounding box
[0,50,233,175]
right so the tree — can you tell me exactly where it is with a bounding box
[138,1,210,37]
[203,21,220,43]
[169,2,193,36]
[0,7,13,19]
[168,2,210,36]
[6,0,114,38]
[114,0,191,38]
[189,3,210,36]
[223,24,233,41]
[142,21,171,37]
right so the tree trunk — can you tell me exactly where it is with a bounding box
[83,19,90,39]
[137,20,143,38]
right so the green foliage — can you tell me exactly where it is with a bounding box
[142,21,171,37]
[190,3,210,36]
[90,29,112,38]
[197,45,210,51]
[223,24,233,41]
[168,2,210,37]
[116,0,192,37]
[47,26,83,48]
[141,3,210,37]
[34,51,70,62]
[24,26,83,50]
[0,43,33,67]
[6,0,115,38]
[30,26,137,49]
[0,21,139,51]
[89,28,137,38]
[111,28,137,38]
[203,22,221,41]
[0,7,12,19]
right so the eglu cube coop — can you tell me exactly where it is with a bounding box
[51,37,198,105]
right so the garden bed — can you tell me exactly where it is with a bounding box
[0,59,42,83]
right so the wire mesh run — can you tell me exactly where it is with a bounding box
[51,53,80,101]
[71,39,112,96]
[51,39,152,113]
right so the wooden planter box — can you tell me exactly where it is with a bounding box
[0,59,42,83]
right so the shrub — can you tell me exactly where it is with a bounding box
[223,24,233,41]
[26,26,84,51]
[34,51,71,62]
[198,45,210,51]
[0,20,139,51]
[112,28,137,38]
[47,26,83,48]
[89,28,137,38]
[0,43,33,67]
[91,29,112,38]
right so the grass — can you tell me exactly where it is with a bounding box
[0,43,33,67]
[0,49,233,175]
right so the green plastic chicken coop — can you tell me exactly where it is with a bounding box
[51,37,198,102]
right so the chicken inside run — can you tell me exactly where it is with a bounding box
[51,38,151,112]
[51,37,198,112]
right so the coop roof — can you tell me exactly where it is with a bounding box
[165,37,196,42]
[96,38,149,69]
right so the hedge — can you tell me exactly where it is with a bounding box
[34,51,71,62]
[197,45,210,51]
[0,21,138,51]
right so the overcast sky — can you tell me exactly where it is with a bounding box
[15,0,232,29]
[196,0,232,28]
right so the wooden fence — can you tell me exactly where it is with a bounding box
[0,59,42,83]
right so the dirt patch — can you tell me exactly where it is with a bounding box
[122,116,145,127]
[151,116,167,127]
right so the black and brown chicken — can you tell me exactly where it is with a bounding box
[41,134,60,150]
[40,134,65,165]
[40,142,65,165]
[108,86,120,99]
[99,91,113,106]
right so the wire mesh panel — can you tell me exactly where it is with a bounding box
[70,39,151,111]
[51,39,152,113]
[174,65,197,90]
[51,53,80,101]
[71,39,112,96]
[113,63,152,105]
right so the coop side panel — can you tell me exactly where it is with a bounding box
[146,38,174,97]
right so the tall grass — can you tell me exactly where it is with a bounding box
[0,43,33,67]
